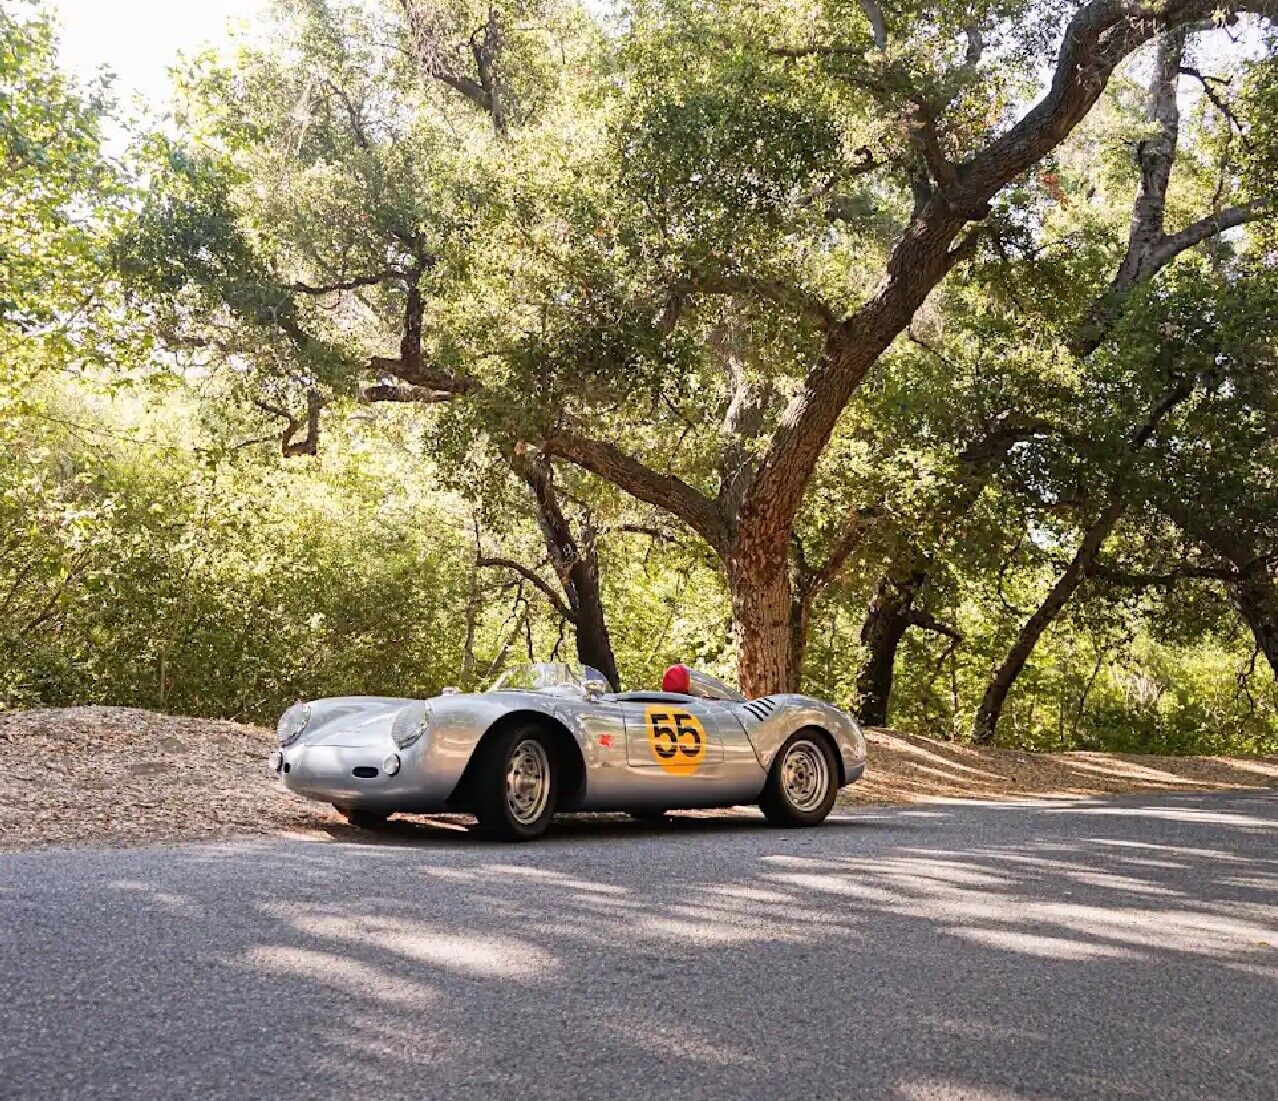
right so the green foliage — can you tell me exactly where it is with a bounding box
[0,1,124,395]
[4,0,1278,762]
[0,389,470,718]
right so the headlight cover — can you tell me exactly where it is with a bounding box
[391,701,431,750]
[846,716,867,760]
[276,702,311,747]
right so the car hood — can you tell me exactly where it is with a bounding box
[301,696,415,747]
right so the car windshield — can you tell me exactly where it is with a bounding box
[488,662,609,694]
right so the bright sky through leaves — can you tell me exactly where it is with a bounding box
[50,0,268,102]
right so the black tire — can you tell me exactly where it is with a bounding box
[759,729,839,827]
[336,807,392,830]
[472,722,558,841]
[627,809,669,823]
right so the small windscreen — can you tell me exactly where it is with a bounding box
[488,662,608,693]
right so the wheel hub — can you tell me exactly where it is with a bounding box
[505,739,551,825]
[781,739,830,813]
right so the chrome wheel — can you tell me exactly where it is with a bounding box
[781,738,830,813]
[506,738,551,826]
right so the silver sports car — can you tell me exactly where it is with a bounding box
[270,662,866,840]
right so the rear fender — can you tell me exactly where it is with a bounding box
[733,696,867,786]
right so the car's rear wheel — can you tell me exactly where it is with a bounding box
[336,807,392,830]
[472,723,558,841]
[759,730,839,827]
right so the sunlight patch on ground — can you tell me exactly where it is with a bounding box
[759,844,1278,963]
[106,879,199,917]
[1063,869,1182,897]
[1217,758,1278,779]
[947,927,1140,961]
[694,883,796,904]
[1063,755,1212,783]
[599,1014,762,1069]
[242,945,436,1007]
[267,907,556,981]
[894,1077,1042,1100]
[867,732,1007,779]
[1056,805,1277,829]
[478,864,631,894]
[1086,838,1278,864]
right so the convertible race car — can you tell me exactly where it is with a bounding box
[269,663,867,840]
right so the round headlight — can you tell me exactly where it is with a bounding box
[276,702,311,747]
[391,702,431,750]
[845,715,867,760]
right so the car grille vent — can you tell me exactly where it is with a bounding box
[742,697,779,721]
[352,766,379,779]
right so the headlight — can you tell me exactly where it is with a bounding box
[276,702,311,747]
[846,716,867,760]
[391,701,431,750]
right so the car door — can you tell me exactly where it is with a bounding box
[608,692,767,807]
[623,695,726,777]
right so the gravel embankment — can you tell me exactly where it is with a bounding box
[2,706,1275,851]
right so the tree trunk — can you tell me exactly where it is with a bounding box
[1234,571,1278,680]
[787,590,811,695]
[1165,507,1278,681]
[973,379,1191,743]
[972,501,1124,743]
[564,523,620,691]
[855,570,926,726]
[850,421,1031,727]
[519,458,621,690]
[728,554,798,698]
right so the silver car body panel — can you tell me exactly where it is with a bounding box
[278,685,867,814]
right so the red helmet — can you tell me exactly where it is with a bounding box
[661,664,692,693]
[661,664,744,701]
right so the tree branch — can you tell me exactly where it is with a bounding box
[254,390,323,457]
[1090,561,1239,587]
[287,272,404,295]
[359,383,457,404]
[400,0,507,134]
[808,507,883,592]
[1150,202,1268,266]
[857,0,888,48]
[908,607,963,642]
[1073,33,1271,355]
[680,271,836,330]
[477,556,576,622]
[539,431,729,554]
[1179,65,1249,137]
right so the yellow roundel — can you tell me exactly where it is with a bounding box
[644,706,708,775]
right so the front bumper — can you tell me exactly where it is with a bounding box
[274,739,457,812]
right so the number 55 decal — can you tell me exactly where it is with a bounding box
[644,707,708,775]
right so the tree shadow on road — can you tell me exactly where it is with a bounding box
[2,792,1275,1101]
[295,808,882,848]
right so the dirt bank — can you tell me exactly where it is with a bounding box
[2,706,1275,851]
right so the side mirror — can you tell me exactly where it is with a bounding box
[583,678,609,700]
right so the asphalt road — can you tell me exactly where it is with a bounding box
[2,792,1276,1101]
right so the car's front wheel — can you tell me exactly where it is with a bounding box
[759,730,839,827]
[472,723,558,841]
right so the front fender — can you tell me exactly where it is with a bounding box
[421,691,604,804]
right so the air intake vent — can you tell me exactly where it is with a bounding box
[742,697,779,721]
[351,766,379,779]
